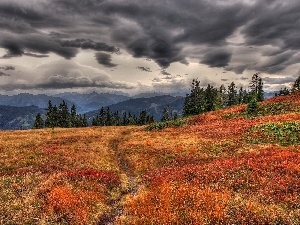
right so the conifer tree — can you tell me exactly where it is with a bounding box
[227,82,238,106]
[183,79,205,116]
[204,84,215,111]
[291,75,300,93]
[58,100,70,127]
[33,113,44,129]
[161,107,171,122]
[45,100,57,128]
[138,110,147,125]
[250,73,264,102]
[246,96,259,116]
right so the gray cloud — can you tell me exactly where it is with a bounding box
[0,34,78,59]
[201,50,232,68]
[0,66,15,71]
[0,71,10,76]
[137,66,152,72]
[58,39,119,53]
[263,76,295,84]
[160,70,171,76]
[95,52,118,68]
[0,0,299,83]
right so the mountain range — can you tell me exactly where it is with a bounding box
[0,92,185,130]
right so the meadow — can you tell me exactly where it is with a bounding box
[1,92,300,224]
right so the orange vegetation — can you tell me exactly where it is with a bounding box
[1,93,300,224]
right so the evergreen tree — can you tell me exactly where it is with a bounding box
[277,87,290,96]
[242,89,250,104]
[204,84,215,111]
[81,114,88,127]
[33,113,44,129]
[58,100,70,127]
[45,101,59,128]
[122,112,128,126]
[183,79,205,116]
[257,77,264,102]
[214,84,226,110]
[106,107,112,126]
[138,110,148,125]
[250,73,264,102]
[161,107,171,122]
[70,104,80,127]
[227,82,238,107]
[173,112,178,120]
[246,97,259,116]
[291,75,300,93]
[99,107,106,126]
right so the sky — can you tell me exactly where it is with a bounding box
[0,0,300,96]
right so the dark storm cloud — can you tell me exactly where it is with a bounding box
[201,51,232,68]
[58,39,120,53]
[137,67,152,72]
[0,34,78,59]
[95,52,118,68]
[1,0,300,75]
[242,0,300,51]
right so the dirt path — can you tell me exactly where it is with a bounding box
[98,128,140,225]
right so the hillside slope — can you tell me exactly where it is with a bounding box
[0,93,300,224]
[86,95,185,121]
[0,105,45,130]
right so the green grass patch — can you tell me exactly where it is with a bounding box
[145,118,187,131]
[245,121,300,146]
[223,102,297,120]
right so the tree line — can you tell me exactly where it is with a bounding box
[275,75,300,96]
[33,101,155,129]
[182,73,264,117]
[33,100,88,129]
[34,73,300,129]
[91,107,154,126]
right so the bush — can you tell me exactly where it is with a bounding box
[145,118,187,131]
[246,97,258,116]
[245,121,300,146]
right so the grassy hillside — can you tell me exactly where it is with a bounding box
[1,93,300,224]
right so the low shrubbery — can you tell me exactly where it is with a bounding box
[246,121,300,146]
[145,118,187,131]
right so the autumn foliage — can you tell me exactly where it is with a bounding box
[1,93,300,224]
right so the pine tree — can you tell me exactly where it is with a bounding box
[45,100,59,128]
[70,104,80,127]
[291,75,300,93]
[161,107,171,122]
[227,82,238,107]
[138,110,148,125]
[204,84,215,111]
[82,114,88,127]
[106,107,112,126]
[250,73,264,102]
[183,79,205,116]
[173,112,178,120]
[58,100,70,127]
[246,97,259,116]
[33,113,44,129]
[257,77,264,102]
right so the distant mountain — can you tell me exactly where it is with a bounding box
[0,105,45,130]
[86,95,185,121]
[54,92,131,113]
[0,93,82,111]
[132,92,187,98]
